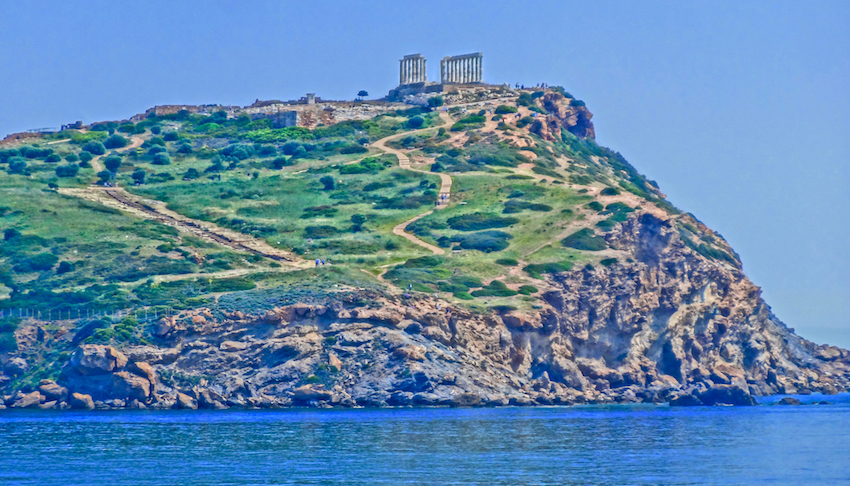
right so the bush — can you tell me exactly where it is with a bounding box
[570,99,586,107]
[495,258,519,266]
[304,225,339,239]
[176,143,193,154]
[65,153,79,162]
[600,187,620,196]
[131,169,145,184]
[503,200,552,213]
[518,285,538,295]
[82,141,106,155]
[494,105,517,114]
[55,164,80,177]
[13,253,59,273]
[221,144,253,160]
[20,146,53,159]
[585,201,603,211]
[183,168,200,180]
[8,158,27,174]
[471,280,517,297]
[523,261,574,279]
[339,157,389,174]
[450,275,483,288]
[163,131,179,141]
[78,151,93,164]
[147,146,167,156]
[103,155,122,172]
[104,134,128,149]
[57,261,74,274]
[427,96,444,108]
[600,258,617,267]
[340,144,368,155]
[152,153,171,165]
[447,212,519,231]
[272,157,290,169]
[407,116,424,129]
[320,175,335,190]
[150,126,162,135]
[45,153,61,163]
[404,256,442,268]
[562,228,607,251]
[451,230,512,252]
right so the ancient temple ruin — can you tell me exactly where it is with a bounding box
[440,53,483,84]
[399,54,427,86]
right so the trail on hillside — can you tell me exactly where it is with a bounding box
[371,111,454,255]
[89,136,145,173]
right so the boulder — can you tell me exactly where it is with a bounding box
[777,397,802,405]
[112,371,151,402]
[176,392,198,410]
[393,345,426,361]
[292,384,334,402]
[69,345,128,375]
[670,385,758,407]
[39,400,57,410]
[452,392,482,407]
[128,362,157,388]
[191,315,206,326]
[12,391,43,408]
[328,353,343,371]
[69,392,95,410]
[153,317,177,337]
[4,357,28,376]
[669,393,704,407]
[38,380,68,401]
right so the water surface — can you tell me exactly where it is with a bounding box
[1,394,848,485]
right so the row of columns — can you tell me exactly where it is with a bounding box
[440,54,483,84]
[399,55,426,85]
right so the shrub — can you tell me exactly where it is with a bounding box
[104,134,129,149]
[450,275,483,288]
[454,291,474,300]
[339,157,389,174]
[448,212,518,231]
[57,261,74,274]
[562,228,607,251]
[407,116,424,129]
[183,168,200,180]
[523,261,574,279]
[350,214,366,232]
[152,153,171,165]
[78,151,93,164]
[585,201,603,211]
[163,131,179,141]
[471,280,517,297]
[304,225,339,239]
[55,164,80,177]
[131,169,146,184]
[427,96,444,108]
[600,258,617,267]
[221,144,253,160]
[451,230,512,252]
[495,258,519,266]
[320,175,335,190]
[65,153,79,162]
[503,200,552,213]
[147,146,167,156]
[13,253,59,273]
[150,126,162,135]
[103,155,122,172]
[340,144,368,154]
[600,187,620,196]
[404,256,442,268]
[518,285,538,295]
[494,105,518,114]
[45,153,61,163]
[82,141,106,155]
[20,146,53,158]
[570,99,586,107]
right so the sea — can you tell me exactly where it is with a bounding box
[1,393,848,485]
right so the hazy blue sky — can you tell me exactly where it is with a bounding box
[1,1,848,346]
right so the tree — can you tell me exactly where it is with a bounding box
[183,168,200,180]
[427,96,444,108]
[78,151,93,165]
[56,261,74,274]
[152,153,171,165]
[82,141,106,155]
[65,153,79,162]
[163,131,179,142]
[47,182,58,190]
[357,90,369,100]
[131,169,146,184]
[97,170,112,184]
[8,157,26,174]
[351,214,366,232]
[176,143,192,154]
[4,228,21,241]
[103,155,122,172]
[45,154,61,163]
[150,125,162,135]
[407,116,424,129]
[104,134,128,149]
[320,175,335,190]
[272,157,289,169]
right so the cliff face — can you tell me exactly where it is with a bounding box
[4,214,846,410]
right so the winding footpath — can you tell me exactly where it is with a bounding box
[371,111,454,255]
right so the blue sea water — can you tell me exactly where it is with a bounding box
[0,394,848,485]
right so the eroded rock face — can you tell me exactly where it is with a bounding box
[70,345,128,375]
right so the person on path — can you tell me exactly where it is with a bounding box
[315,259,320,267]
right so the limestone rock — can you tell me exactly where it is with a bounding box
[328,353,343,371]
[292,384,333,402]
[128,362,157,388]
[777,397,802,405]
[112,371,151,402]
[70,345,128,375]
[393,345,426,361]
[12,391,43,408]
[39,400,57,410]
[69,393,95,410]
[39,380,68,401]
[220,341,249,352]
[5,357,28,376]
[176,392,198,410]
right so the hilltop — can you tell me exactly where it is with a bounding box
[0,84,847,410]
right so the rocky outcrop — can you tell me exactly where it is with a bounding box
[530,92,595,140]
[1,216,847,411]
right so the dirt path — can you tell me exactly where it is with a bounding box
[90,136,145,173]
[371,112,454,255]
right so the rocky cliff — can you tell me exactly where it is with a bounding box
[3,213,847,410]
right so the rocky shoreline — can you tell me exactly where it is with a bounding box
[3,214,849,411]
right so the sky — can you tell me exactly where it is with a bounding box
[1,1,848,347]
